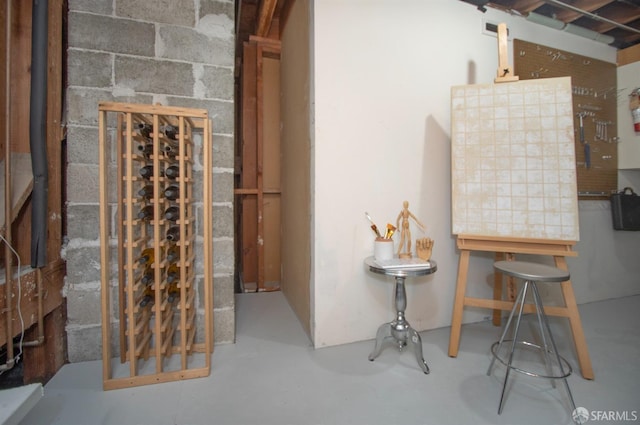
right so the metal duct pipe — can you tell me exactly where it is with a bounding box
[564,22,615,44]
[545,0,640,35]
[1,0,15,373]
[526,11,615,45]
[30,0,48,268]
[526,11,566,30]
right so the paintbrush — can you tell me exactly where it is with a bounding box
[384,223,396,239]
[365,212,382,238]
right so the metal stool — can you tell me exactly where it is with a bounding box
[487,260,577,415]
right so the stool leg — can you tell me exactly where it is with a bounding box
[531,282,556,389]
[531,283,577,413]
[487,281,527,376]
[498,281,529,414]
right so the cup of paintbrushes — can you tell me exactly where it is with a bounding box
[374,237,394,261]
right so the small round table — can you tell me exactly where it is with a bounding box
[365,256,437,374]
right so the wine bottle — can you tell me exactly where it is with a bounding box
[164,184,180,201]
[140,268,154,285]
[138,184,154,200]
[167,281,180,303]
[139,285,155,307]
[137,143,153,156]
[164,206,180,222]
[136,123,153,139]
[166,263,180,283]
[166,245,180,263]
[166,226,180,242]
[163,125,178,140]
[137,247,156,266]
[139,165,154,179]
[137,205,154,221]
[163,144,179,158]
[165,165,180,180]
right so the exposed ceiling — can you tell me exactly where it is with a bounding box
[235,0,291,63]
[235,0,640,68]
[462,0,640,50]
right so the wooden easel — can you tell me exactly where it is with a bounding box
[447,235,594,380]
[494,23,519,83]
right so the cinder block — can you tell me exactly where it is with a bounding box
[199,0,234,21]
[66,324,103,362]
[66,125,100,165]
[64,244,102,284]
[68,0,113,14]
[67,87,153,126]
[66,163,101,203]
[213,238,234,274]
[115,57,195,97]
[191,239,206,274]
[67,88,112,126]
[164,97,234,135]
[68,12,155,56]
[158,25,234,67]
[66,204,100,240]
[116,0,195,27]
[66,287,103,325]
[212,134,234,169]
[196,203,233,238]
[196,273,233,310]
[213,274,234,309]
[201,66,233,100]
[213,308,235,343]
[214,204,234,238]
[212,171,234,203]
[67,49,112,88]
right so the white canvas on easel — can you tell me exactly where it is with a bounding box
[450,76,580,241]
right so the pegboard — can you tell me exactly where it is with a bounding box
[514,39,617,199]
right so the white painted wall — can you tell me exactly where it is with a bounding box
[311,0,640,348]
[617,61,640,170]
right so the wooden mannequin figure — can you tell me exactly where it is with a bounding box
[396,200,426,258]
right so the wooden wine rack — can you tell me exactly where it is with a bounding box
[98,102,213,390]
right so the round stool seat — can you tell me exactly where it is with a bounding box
[494,260,569,283]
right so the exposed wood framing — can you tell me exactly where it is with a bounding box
[0,259,65,348]
[1,0,65,382]
[255,0,278,37]
[618,42,640,66]
[236,38,281,292]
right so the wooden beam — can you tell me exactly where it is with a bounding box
[279,0,295,35]
[618,42,640,66]
[0,259,65,347]
[255,0,278,37]
[46,0,64,264]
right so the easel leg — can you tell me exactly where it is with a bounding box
[554,256,594,380]
[448,250,470,357]
[492,253,504,326]
[492,252,516,326]
[505,253,516,301]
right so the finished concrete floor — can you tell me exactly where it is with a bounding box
[18,292,640,425]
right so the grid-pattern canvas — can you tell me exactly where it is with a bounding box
[450,76,579,241]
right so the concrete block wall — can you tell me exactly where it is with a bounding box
[64,0,235,362]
